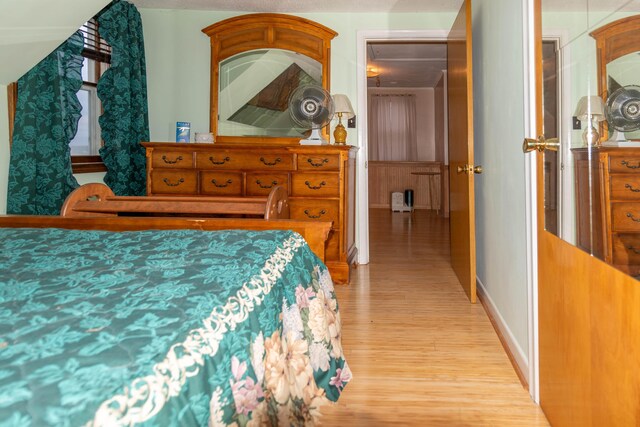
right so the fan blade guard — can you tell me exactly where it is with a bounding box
[606,85,640,132]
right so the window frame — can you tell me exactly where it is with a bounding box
[70,18,111,173]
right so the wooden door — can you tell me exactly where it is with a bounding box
[534,0,640,425]
[447,0,477,303]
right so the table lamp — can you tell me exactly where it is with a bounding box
[574,95,606,147]
[332,94,355,145]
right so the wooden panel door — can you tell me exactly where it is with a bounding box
[534,0,640,425]
[447,0,477,303]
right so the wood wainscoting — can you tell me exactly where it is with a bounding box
[368,161,444,212]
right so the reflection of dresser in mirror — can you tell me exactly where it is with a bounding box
[573,147,640,275]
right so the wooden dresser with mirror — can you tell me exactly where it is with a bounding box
[143,14,357,284]
[573,15,640,276]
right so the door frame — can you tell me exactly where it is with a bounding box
[524,1,573,403]
[355,29,449,265]
[524,0,540,403]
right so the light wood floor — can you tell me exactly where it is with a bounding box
[320,208,549,426]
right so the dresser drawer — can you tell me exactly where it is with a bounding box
[151,150,194,169]
[200,171,243,196]
[196,150,250,170]
[297,154,340,171]
[291,173,340,197]
[610,175,640,200]
[245,173,289,196]
[195,151,293,170]
[609,156,640,173]
[150,170,198,194]
[612,202,640,232]
[289,199,339,222]
[247,153,294,170]
[612,234,640,265]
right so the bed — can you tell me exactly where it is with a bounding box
[59,183,290,220]
[0,218,349,426]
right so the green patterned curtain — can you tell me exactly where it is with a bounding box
[6,32,84,215]
[97,0,150,196]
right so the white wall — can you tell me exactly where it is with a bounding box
[367,87,436,161]
[434,73,446,164]
[472,0,530,366]
[139,10,456,146]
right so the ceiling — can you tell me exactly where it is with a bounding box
[367,42,447,88]
[131,0,640,13]
[129,0,640,89]
[131,0,463,13]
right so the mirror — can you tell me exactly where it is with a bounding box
[202,14,337,145]
[541,1,640,280]
[218,49,321,138]
[606,53,640,140]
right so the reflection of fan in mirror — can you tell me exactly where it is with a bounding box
[288,85,334,145]
[604,85,640,146]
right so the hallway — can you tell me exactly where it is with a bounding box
[321,209,549,426]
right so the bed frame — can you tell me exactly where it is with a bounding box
[60,183,290,220]
[0,216,331,263]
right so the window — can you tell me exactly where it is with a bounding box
[70,18,111,173]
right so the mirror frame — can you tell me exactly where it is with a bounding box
[202,14,337,145]
[591,14,640,139]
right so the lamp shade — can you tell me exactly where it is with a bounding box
[574,95,606,122]
[332,94,355,119]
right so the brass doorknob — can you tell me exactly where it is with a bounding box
[523,135,559,153]
[457,164,483,174]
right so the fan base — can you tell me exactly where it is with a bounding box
[298,128,329,145]
[299,138,329,145]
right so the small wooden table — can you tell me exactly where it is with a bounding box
[411,171,441,214]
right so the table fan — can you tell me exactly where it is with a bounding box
[605,85,640,146]
[288,84,334,145]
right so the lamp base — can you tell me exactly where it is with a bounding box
[333,122,347,145]
[582,124,601,147]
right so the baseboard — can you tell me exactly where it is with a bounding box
[476,278,529,389]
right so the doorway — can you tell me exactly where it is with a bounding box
[356,30,450,265]
[366,41,448,223]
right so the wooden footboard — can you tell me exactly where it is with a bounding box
[60,183,290,220]
[0,216,331,262]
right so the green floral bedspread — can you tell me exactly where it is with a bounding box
[0,228,350,426]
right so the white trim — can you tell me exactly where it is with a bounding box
[355,29,449,265]
[543,30,573,245]
[477,277,529,383]
[523,0,539,403]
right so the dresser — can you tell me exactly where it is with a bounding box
[142,142,358,284]
[573,147,640,275]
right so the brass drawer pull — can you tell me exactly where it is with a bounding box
[627,246,640,255]
[212,179,232,188]
[308,158,329,167]
[260,157,281,166]
[304,209,327,219]
[305,180,326,190]
[209,156,231,165]
[162,177,184,187]
[626,212,640,222]
[161,155,183,164]
[256,179,278,189]
[625,184,640,193]
[621,160,640,169]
